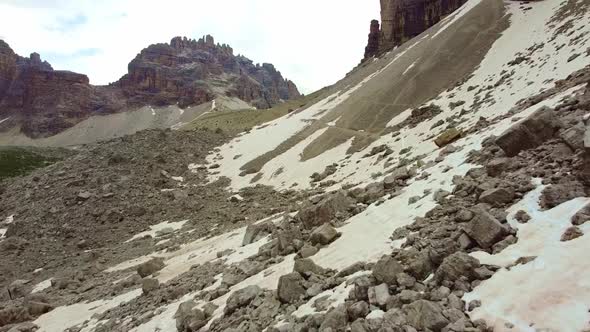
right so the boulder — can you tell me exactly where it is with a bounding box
[225,285,262,314]
[277,273,306,304]
[478,187,515,206]
[175,300,209,331]
[404,300,449,331]
[434,128,462,148]
[349,276,372,301]
[561,226,584,242]
[297,192,352,229]
[299,243,319,258]
[310,223,340,245]
[486,158,510,177]
[434,252,480,282]
[293,258,326,276]
[572,204,590,225]
[372,256,403,285]
[368,283,390,307]
[137,257,166,278]
[348,301,370,321]
[465,209,507,249]
[495,107,561,157]
[561,123,585,151]
[7,280,30,299]
[319,304,348,332]
[514,210,531,223]
[141,278,160,294]
[242,221,274,246]
[540,182,586,210]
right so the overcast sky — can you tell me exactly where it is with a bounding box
[0,0,379,93]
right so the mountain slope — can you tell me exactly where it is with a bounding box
[1,0,590,331]
[0,36,300,140]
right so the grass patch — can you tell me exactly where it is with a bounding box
[181,89,327,136]
[0,147,69,180]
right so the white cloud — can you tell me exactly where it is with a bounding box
[0,0,380,93]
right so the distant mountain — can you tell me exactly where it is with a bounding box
[0,36,300,138]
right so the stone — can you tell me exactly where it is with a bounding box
[348,301,370,321]
[76,191,92,201]
[434,128,462,148]
[175,300,209,331]
[540,182,586,210]
[486,158,510,177]
[349,276,372,301]
[404,300,449,331]
[225,285,262,314]
[492,235,518,254]
[310,223,340,245]
[561,124,585,151]
[368,283,391,307]
[141,278,159,294]
[561,226,584,242]
[456,209,474,222]
[7,280,30,299]
[297,191,352,229]
[277,273,306,304]
[435,252,480,283]
[514,210,531,223]
[299,243,319,258]
[572,204,590,225]
[373,256,404,285]
[242,221,274,246]
[319,305,348,331]
[478,187,515,207]
[495,107,562,157]
[457,233,474,250]
[26,301,54,316]
[465,209,507,249]
[137,257,166,278]
[293,258,326,276]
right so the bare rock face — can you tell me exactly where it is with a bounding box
[363,0,467,60]
[118,35,299,110]
[364,20,382,59]
[0,36,300,138]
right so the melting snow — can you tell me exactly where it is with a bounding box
[34,290,142,332]
[464,181,590,331]
[124,220,188,243]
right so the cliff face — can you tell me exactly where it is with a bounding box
[118,35,300,109]
[0,36,300,138]
[364,0,467,60]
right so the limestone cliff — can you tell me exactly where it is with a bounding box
[0,36,300,138]
[363,0,467,60]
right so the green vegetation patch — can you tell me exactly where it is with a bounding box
[0,147,65,180]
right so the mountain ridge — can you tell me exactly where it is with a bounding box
[0,35,300,138]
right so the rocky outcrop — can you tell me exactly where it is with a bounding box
[0,36,300,138]
[363,0,467,60]
[364,20,382,59]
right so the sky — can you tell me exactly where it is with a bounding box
[0,0,380,94]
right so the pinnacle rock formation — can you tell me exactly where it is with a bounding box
[363,0,467,60]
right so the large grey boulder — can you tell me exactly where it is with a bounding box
[434,252,481,283]
[242,221,274,246]
[368,283,390,307]
[137,257,166,278]
[277,273,306,304]
[372,256,403,285]
[478,187,515,207]
[465,209,507,249]
[225,285,262,314]
[404,300,449,331]
[297,191,352,229]
[495,107,561,157]
[175,300,209,331]
[319,304,348,332]
[310,223,340,245]
[293,258,326,276]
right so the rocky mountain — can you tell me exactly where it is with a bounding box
[0,36,300,138]
[2,0,590,332]
[364,0,467,59]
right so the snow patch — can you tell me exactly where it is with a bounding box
[32,278,53,294]
[464,181,590,331]
[125,220,188,243]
